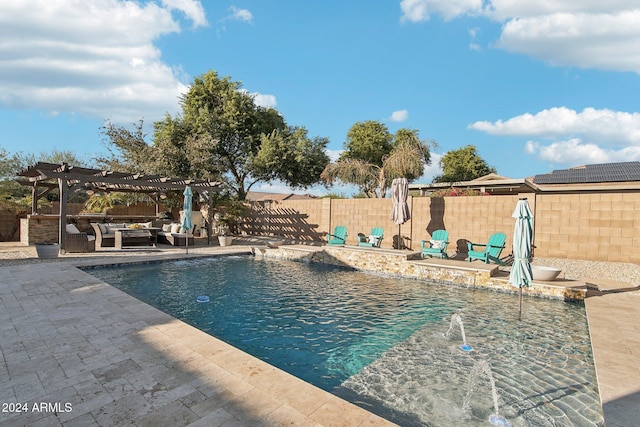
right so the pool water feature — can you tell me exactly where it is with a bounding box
[88,256,603,427]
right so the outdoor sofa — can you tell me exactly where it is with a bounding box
[90,222,155,249]
[157,223,195,246]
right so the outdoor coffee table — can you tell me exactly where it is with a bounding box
[113,227,160,249]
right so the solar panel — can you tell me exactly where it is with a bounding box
[533,162,640,184]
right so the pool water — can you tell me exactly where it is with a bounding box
[88,256,604,427]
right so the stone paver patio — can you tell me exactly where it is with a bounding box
[0,242,638,426]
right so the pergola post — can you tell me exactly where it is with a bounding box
[208,195,214,246]
[58,176,68,253]
[31,184,37,214]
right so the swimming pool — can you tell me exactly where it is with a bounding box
[88,256,603,426]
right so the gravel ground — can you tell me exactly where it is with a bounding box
[532,256,640,286]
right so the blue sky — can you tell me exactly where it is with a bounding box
[2,1,640,195]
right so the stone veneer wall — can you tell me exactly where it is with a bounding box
[20,216,59,245]
[253,245,586,301]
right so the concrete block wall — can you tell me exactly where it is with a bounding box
[411,194,527,257]
[328,198,398,249]
[246,191,640,264]
[533,193,640,263]
[244,199,329,241]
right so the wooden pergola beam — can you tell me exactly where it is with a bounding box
[16,162,223,252]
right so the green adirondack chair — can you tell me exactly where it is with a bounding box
[467,232,507,265]
[358,227,384,247]
[327,226,347,245]
[420,229,449,259]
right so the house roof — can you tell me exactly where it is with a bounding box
[245,191,317,202]
[408,174,537,195]
[533,162,640,185]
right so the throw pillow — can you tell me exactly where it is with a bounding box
[170,223,182,234]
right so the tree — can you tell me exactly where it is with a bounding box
[251,127,330,189]
[321,121,433,197]
[341,120,393,165]
[97,119,152,172]
[433,145,496,183]
[101,70,330,200]
[0,148,89,204]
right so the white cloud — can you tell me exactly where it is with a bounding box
[472,107,640,165]
[0,0,205,123]
[497,10,640,73]
[417,151,443,182]
[401,1,640,74]
[389,109,409,122]
[252,93,277,108]
[469,107,640,145]
[400,0,483,22]
[325,149,343,162]
[161,0,208,27]
[227,6,254,24]
[525,138,640,165]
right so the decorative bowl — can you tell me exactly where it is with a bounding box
[531,265,561,281]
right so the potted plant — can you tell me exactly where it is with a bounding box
[213,201,246,246]
[212,212,230,246]
[35,241,59,258]
[216,224,233,247]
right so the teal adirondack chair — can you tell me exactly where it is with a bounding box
[327,226,347,245]
[467,232,507,265]
[358,227,384,247]
[420,229,449,259]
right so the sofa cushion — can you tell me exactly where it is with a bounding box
[66,224,81,234]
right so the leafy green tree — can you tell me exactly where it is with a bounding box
[322,122,433,197]
[0,148,89,203]
[97,119,152,172]
[341,120,393,165]
[433,145,496,183]
[101,70,329,200]
[252,127,329,189]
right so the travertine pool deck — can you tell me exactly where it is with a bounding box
[0,242,638,426]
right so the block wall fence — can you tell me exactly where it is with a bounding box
[244,192,640,264]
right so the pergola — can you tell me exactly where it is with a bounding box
[17,162,222,251]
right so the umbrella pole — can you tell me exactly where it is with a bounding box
[518,288,523,321]
[398,224,401,249]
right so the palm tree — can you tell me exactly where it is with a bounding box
[321,140,430,198]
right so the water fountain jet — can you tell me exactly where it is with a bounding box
[443,313,473,351]
[463,360,511,427]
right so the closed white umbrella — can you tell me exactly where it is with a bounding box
[390,178,410,249]
[509,198,534,320]
[182,186,193,254]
